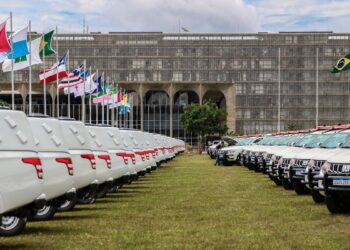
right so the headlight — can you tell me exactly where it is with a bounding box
[278,157,283,165]
[321,161,331,173]
[308,159,315,168]
[289,158,296,165]
[271,155,276,162]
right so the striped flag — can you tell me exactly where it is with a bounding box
[39,52,68,84]
[58,64,84,89]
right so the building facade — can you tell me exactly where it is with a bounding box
[0,31,350,143]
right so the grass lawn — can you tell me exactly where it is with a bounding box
[2,154,350,249]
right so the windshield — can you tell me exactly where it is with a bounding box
[340,134,350,148]
[294,133,333,148]
[321,133,350,148]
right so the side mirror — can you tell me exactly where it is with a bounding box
[337,143,343,148]
[303,143,307,148]
[291,142,296,147]
[317,142,321,148]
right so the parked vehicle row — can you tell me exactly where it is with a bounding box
[0,108,185,236]
[210,125,350,214]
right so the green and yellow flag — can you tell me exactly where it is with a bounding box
[332,54,350,73]
[39,30,55,57]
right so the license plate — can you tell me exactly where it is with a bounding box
[219,155,224,159]
[333,178,350,186]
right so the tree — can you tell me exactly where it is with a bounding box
[180,100,228,149]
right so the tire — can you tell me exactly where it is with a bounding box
[293,181,310,195]
[108,185,119,193]
[311,189,325,203]
[326,194,348,214]
[77,189,96,204]
[96,185,109,199]
[57,196,77,212]
[282,179,293,190]
[28,205,57,221]
[273,176,282,186]
[0,216,27,236]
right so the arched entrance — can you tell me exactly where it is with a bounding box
[202,90,226,109]
[173,90,200,145]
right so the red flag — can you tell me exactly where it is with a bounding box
[0,20,11,52]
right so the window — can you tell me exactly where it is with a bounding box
[132,59,145,69]
[172,72,183,82]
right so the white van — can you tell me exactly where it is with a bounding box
[0,109,46,236]
[86,125,130,196]
[27,116,76,221]
[58,118,98,210]
[119,129,148,176]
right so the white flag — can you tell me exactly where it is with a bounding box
[2,37,42,72]
[68,73,97,97]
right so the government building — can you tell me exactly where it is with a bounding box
[0,31,349,144]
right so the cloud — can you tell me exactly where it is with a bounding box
[0,0,260,33]
[251,0,350,32]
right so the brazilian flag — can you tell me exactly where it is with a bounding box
[332,54,350,73]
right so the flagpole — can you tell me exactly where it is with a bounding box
[55,26,59,117]
[96,69,98,124]
[106,76,110,125]
[67,50,70,117]
[28,21,32,115]
[111,81,115,127]
[101,72,105,125]
[115,84,118,127]
[42,30,48,115]
[89,66,92,124]
[82,59,86,123]
[316,47,319,127]
[10,12,14,110]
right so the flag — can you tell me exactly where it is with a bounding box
[39,52,68,84]
[0,19,11,52]
[92,80,111,103]
[39,30,55,57]
[332,54,350,73]
[58,64,84,89]
[181,26,190,32]
[2,37,42,72]
[7,26,29,59]
[108,88,124,109]
[65,73,97,97]
[90,76,103,97]
[119,94,130,114]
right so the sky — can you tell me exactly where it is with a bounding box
[0,0,349,33]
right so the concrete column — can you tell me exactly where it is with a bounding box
[48,84,57,117]
[169,83,174,137]
[140,84,144,131]
[224,84,236,133]
[18,83,27,113]
[199,83,203,105]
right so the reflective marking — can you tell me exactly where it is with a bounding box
[107,130,114,137]
[42,123,53,133]
[51,135,62,146]
[88,129,96,138]
[69,125,78,134]
[16,131,28,144]
[4,116,16,128]
[77,135,86,145]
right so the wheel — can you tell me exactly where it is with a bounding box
[107,185,119,193]
[311,189,325,203]
[273,177,282,186]
[293,181,310,195]
[0,216,27,236]
[326,194,348,214]
[28,205,56,221]
[77,189,96,205]
[282,179,293,190]
[57,196,77,212]
[223,161,233,166]
[96,185,109,199]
